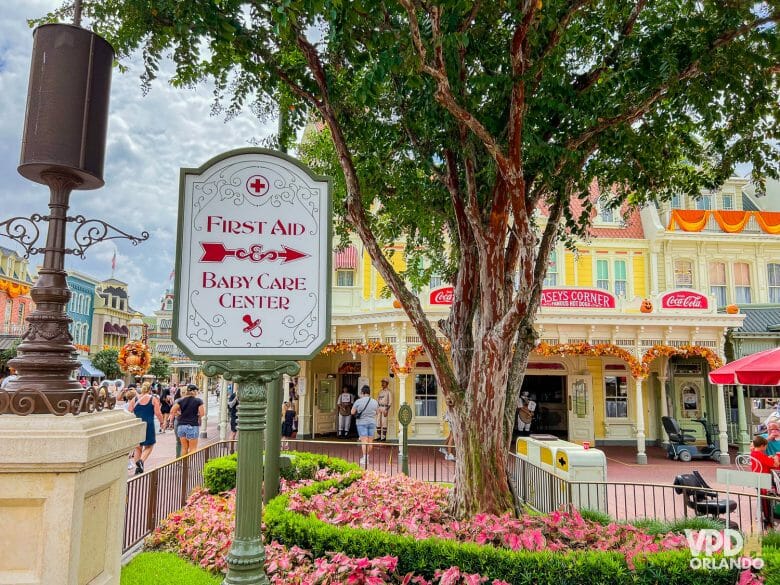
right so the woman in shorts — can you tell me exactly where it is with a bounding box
[351,385,378,465]
[169,384,205,456]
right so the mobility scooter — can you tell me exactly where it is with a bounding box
[662,415,721,462]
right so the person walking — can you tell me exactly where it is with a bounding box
[376,378,393,442]
[128,382,164,475]
[159,385,173,432]
[337,386,354,438]
[227,386,239,441]
[351,385,378,465]
[169,384,205,456]
[281,401,296,450]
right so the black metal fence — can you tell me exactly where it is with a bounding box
[123,439,453,551]
[124,440,780,552]
[508,454,780,534]
[124,441,236,551]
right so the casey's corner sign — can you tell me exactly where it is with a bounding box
[173,149,332,360]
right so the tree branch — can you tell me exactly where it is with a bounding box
[399,0,510,175]
[573,0,649,93]
[567,14,780,153]
[290,17,460,398]
[530,0,593,92]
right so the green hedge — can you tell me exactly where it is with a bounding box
[203,451,360,493]
[264,473,740,585]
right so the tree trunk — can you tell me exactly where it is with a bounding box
[449,340,515,517]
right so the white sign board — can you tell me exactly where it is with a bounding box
[173,149,331,359]
[716,469,772,490]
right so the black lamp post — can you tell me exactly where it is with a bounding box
[0,23,148,415]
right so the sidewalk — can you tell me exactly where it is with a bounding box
[126,393,222,476]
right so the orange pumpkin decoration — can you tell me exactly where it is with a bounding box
[392,299,402,309]
[640,299,653,313]
[726,304,739,314]
[126,353,141,366]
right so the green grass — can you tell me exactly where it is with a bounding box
[121,552,221,585]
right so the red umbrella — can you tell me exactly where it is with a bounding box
[709,347,780,386]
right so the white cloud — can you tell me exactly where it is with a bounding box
[0,1,276,313]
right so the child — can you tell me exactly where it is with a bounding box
[751,436,779,528]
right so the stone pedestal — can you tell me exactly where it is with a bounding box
[0,409,145,585]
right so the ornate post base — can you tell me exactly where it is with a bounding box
[203,360,299,585]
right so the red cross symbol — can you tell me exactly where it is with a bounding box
[246,175,269,197]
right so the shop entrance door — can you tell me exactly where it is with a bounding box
[520,375,568,439]
[568,374,595,444]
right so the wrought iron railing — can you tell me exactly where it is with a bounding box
[125,440,780,552]
[124,441,236,551]
[508,454,780,534]
[123,439,454,551]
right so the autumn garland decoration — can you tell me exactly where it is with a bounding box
[321,341,401,372]
[641,345,723,372]
[321,340,452,374]
[535,341,645,379]
[118,341,152,376]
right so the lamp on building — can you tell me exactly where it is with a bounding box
[128,313,144,342]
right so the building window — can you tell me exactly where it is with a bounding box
[769,264,780,304]
[414,373,438,417]
[429,274,443,289]
[111,297,117,309]
[614,260,627,298]
[709,262,727,307]
[598,199,615,223]
[4,302,11,326]
[695,195,711,210]
[336,269,354,287]
[17,303,25,324]
[543,251,558,287]
[722,194,733,210]
[596,259,609,291]
[605,375,628,418]
[671,193,681,209]
[674,260,694,288]
[734,263,752,304]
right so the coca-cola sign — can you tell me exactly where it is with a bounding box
[661,290,708,310]
[429,286,454,305]
[540,288,616,309]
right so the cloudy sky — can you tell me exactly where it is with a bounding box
[0,1,276,314]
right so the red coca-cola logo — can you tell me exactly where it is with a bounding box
[429,286,454,305]
[661,291,708,310]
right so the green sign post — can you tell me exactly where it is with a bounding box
[173,149,331,584]
[398,403,412,476]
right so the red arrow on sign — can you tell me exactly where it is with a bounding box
[200,242,309,264]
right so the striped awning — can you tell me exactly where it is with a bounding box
[334,245,357,269]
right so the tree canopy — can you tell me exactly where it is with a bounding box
[147,355,171,380]
[50,0,780,515]
[91,348,121,380]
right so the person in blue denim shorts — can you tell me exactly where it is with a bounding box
[170,384,205,456]
[351,385,378,465]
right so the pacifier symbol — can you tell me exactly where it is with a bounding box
[241,314,263,338]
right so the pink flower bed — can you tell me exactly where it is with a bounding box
[148,488,511,583]
[148,471,762,583]
[287,472,688,559]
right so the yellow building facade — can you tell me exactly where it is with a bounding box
[295,181,771,464]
